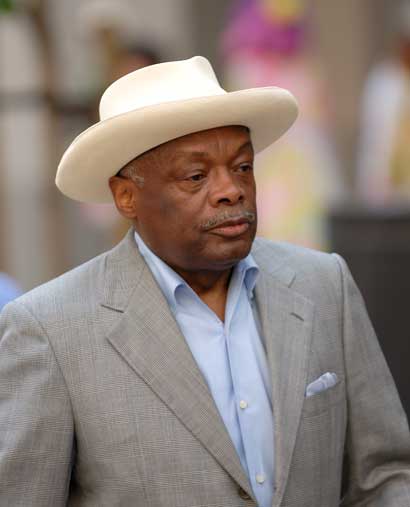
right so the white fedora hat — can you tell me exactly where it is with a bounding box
[56,56,298,203]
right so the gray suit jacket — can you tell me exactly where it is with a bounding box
[1,230,410,507]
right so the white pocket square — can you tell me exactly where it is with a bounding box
[305,372,338,398]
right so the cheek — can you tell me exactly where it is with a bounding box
[247,178,257,199]
[137,188,173,217]
[160,194,207,228]
[138,196,197,239]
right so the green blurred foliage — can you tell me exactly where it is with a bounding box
[0,0,14,12]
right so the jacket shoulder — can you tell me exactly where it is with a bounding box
[252,237,344,300]
[7,249,110,323]
[253,236,338,273]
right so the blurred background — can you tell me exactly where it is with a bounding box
[1,0,410,416]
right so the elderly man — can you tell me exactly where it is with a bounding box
[0,57,409,507]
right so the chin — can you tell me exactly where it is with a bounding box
[210,236,254,268]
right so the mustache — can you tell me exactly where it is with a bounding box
[200,210,256,231]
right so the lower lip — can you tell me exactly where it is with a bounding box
[209,222,250,238]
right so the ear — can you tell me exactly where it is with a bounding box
[109,176,139,219]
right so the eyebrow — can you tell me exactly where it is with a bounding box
[173,140,254,160]
[234,140,254,154]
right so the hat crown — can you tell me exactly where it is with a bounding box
[99,56,226,120]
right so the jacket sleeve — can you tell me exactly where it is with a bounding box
[333,254,410,506]
[0,300,74,506]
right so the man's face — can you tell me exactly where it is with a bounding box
[111,125,257,273]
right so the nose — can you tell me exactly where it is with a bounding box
[209,168,244,206]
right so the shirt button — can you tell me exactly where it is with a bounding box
[237,486,251,500]
[255,474,265,484]
[239,400,248,409]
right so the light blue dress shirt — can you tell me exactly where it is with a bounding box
[134,232,275,507]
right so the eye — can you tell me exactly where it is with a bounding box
[188,173,205,182]
[237,163,253,173]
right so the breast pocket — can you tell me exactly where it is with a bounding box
[283,378,347,506]
[302,376,346,417]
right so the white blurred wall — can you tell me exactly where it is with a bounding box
[0,13,59,289]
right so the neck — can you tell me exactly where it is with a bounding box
[175,266,232,295]
[172,266,233,322]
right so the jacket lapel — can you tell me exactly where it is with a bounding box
[101,231,253,498]
[253,244,314,506]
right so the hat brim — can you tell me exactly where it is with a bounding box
[56,87,298,203]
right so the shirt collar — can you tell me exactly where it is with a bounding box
[134,230,259,310]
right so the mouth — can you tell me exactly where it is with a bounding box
[208,217,251,238]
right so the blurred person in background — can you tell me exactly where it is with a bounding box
[0,56,409,507]
[221,0,343,250]
[78,0,162,244]
[357,1,410,204]
[0,272,21,311]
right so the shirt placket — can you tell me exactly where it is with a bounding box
[225,285,275,507]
